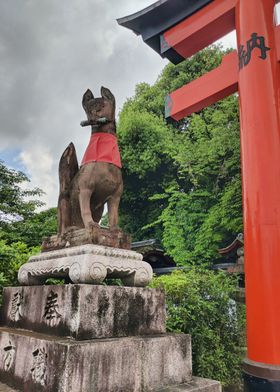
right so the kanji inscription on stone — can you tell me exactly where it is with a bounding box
[43,290,61,325]
[9,292,23,322]
[31,347,47,386]
[3,341,16,371]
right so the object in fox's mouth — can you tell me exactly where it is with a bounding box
[80,117,108,127]
[80,120,91,127]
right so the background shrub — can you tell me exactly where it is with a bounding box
[151,269,246,388]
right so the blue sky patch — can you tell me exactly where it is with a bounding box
[0,148,26,172]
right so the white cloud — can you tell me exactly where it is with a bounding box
[216,31,237,49]
[19,147,57,208]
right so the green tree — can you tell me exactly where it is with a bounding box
[152,269,245,388]
[6,207,57,247]
[0,160,43,236]
[118,46,242,264]
[0,162,57,298]
[118,107,177,241]
[0,161,57,246]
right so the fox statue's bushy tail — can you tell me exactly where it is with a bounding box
[57,142,79,234]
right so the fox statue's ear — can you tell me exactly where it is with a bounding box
[82,89,94,111]
[101,86,115,104]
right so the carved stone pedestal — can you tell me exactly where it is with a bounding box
[0,284,221,392]
[18,244,153,287]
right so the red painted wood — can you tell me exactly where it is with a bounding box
[162,0,237,59]
[275,25,280,61]
[236,0,280,365]
[166,51,238,120]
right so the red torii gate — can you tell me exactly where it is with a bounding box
[119,1,280,389]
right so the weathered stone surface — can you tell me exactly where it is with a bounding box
[0,285,165,340]
[155,377,221,391]
[0,328,67,392]
[18,244,153,286]
[41,226,131,252]
[0,328,192,392]
[0,383,19,392]
[0,377,221,392]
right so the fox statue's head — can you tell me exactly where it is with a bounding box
[81,86,116,133]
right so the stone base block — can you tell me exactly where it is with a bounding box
[0,285,165,339]
[155,377,221,391]
[41,226,131,252]
[0,377,221,392]
[18,244,153,286]
[0,328,192,392]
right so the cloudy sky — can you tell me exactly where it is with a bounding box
[0,0,237,209]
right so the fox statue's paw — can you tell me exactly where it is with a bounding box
[86,221,100,230]
[109,225,122,233]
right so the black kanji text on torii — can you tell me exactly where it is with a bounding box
[238,32,270,70]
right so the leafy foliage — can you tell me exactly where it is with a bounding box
[152,269,245,387]
[0,272,7,306]
[0,240,39,287]
[0,160,48,244]
[118,104,177,241]
[0,161,56,296]
[0,160,43,224]
[0,159,57,246]
[3,207,57,247]
[118,46,242,264]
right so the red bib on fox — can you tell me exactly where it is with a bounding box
[81,132,122,168]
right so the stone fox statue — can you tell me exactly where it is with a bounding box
[57,87,123,235]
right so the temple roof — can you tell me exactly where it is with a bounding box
[117,0,213,63]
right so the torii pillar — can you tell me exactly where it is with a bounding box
[118,0,280,389]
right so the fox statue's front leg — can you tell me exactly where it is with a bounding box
[70,164,100,230]
[78,188,97,229]
[107,182,123,231]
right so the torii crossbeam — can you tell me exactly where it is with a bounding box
[118,1,280,390]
